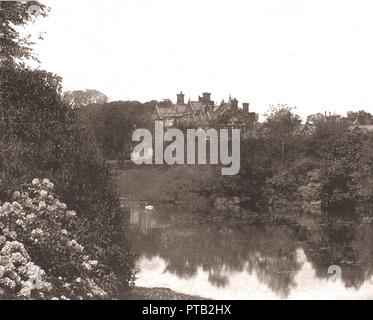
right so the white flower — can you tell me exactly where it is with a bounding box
[62,283,71,289]
[38,201,46,209]
[24,198,33,208]
[89,260,98,266]
[32,178,40,186]
[40,190,48,199]
[0,266,5,277]
[3,278,16,289]
[11,201,22,212]
[18,287,32,297]
[2,202,12,213]
[26,213,36,222]
[60,229,68,236]
[31,228,43,236]
[66,210,76,217]
[55,200,66,210]
[4,231,18,240]
[11,252,27,264]
[51,205,59,212]
[68,240,84,252]
[42,179,55,191]
[82,262,92,270]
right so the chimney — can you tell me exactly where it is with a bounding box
[231,98,238,110]
[243,103,249,113]
[177,91,185,104]
[200,92,211,105]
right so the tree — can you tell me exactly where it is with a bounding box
[304,117,350,159]
[0,2,135,297]
[81,101,155,161]
[63,89,109,108]
[264,104,301,141]
[262,104,302,170]
[320,129,366,211]
[347,110,372,125]
[0,1,48,67]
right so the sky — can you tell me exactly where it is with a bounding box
[26,0,373,118]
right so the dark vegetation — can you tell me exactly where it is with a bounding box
[0,1,134,298]
[87,96,373,214]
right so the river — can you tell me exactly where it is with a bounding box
[123,200,373,299]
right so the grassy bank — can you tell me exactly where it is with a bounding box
[115,164,219,209]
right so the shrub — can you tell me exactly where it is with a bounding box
[320,130,366,210]
[0,66,135,296]
[0,178,118,299]
[265,158,319,203]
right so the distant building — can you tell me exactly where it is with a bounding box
[153,91,217,127]
[153,91,256,129]
[296,122,316,136]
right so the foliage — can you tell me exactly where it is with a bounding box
[0,65,135,298]
[63,89,108,108]
[263,104,301,142]
[0,178,118,299]
[261,104,303,171]
[0,1,48,67]
[346,110,373,125]
[0,3,134,300]
[216,136,273,209]
[304,118,350,158]
[80,101,155,161]
[265,158,319,204]
[320,129,366,210]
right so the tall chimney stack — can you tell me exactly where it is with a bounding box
[243,103,249,113]
[199,92,211,105]
[177,91,185,104]
[231,98,238,110]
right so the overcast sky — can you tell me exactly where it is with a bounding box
[28,0,373,118]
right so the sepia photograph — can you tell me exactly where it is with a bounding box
[1,0,373,308]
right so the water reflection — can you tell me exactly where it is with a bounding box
[124,202,373,299]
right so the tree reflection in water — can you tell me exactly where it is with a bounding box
[124,201,373,299]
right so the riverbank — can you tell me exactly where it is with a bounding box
[114,164,218,211]
[129,287,208,300]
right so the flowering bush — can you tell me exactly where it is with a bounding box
[0,66,134,298]
[0,178,117,299]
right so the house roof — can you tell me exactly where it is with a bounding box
[155,104,174,117]
[190,101,204,112]
[175,103,188,114]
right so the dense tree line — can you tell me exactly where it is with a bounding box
[216,105,373,212]
[80,101,155,161]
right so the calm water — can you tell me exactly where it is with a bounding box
[123,201,373,299]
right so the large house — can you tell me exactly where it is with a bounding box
[154,91,255,128]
